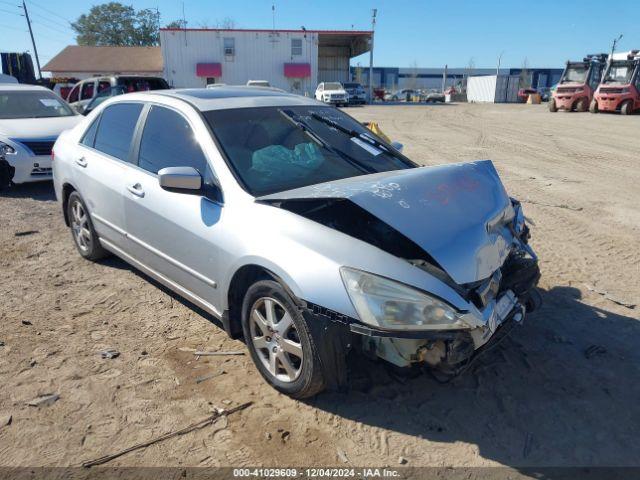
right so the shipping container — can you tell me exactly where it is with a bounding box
[467,74,520,103]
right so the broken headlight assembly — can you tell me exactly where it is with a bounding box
[340,267,469,331]
[0,141,16,155]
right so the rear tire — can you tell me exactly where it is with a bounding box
[548,99,557,112]
[241,280,326,398]
[67,191,109,261]
[621,100,633,115]
[589,99,598,113]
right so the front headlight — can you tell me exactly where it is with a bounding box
[0,141,16,155]
[340,267,468,331]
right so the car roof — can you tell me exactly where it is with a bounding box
[0,84,52,92]
[125,86,321,111]
[79,75,164,81]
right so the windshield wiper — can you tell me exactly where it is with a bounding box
[278,109,375,174]
[310,112,413,165]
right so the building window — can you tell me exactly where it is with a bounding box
[223,38,235,57]
[291,38,302,56]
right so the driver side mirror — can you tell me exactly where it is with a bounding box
[158,166,202,192]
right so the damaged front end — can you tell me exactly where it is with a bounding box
[0,151,15,189]
[259,160,541,379]
[358,219,541,377]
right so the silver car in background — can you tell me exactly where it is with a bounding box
[52,87,540,398]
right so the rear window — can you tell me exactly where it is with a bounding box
[116,77,169,93]
[93,103,143,161]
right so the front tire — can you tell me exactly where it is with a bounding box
[575,97,588,112]
[241,280,325,398]
[621,100,633,115]
[67,191,108,261]
[548,99,557,112]
[589,99,598,113]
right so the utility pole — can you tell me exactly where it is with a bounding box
[368,8,377,104]
[442,64,448,92]
[272,4,275,31]
[22,0,42,80]
[610,34,623,58]
[496,51,504,76]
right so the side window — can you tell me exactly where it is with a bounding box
[291,38,302,56]
[81,116,100,148]
[67,84,80,103]
[81,82,95,100]
[138,106,207,175]
[93,103,143,161]
[223,37,235,57]
[98,81,111,93]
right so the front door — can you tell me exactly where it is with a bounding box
[123,104,224,314]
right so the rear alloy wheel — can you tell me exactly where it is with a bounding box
[548,99,558,112]
[242,280,325,398]
[620,100,633,115]
[589,99,598,113]
[67,191,108,261]
[575,97,588,112]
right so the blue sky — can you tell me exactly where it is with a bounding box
[2,0,639,70]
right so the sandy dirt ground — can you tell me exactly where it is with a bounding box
[1,103,639,472]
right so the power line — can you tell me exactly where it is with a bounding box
[0,6,22,15]
[0,22,27,32]
[31,19,72,36]
[24,0,72,24]
[30,10,72,31]
[28,28,70,44]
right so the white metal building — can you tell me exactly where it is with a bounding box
[160,28,371,96]
[467,75,520,103]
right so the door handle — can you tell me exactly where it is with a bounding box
[75,157,87,168]
[126,183,145,198]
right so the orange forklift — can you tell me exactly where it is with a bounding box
[590,50,640,115]
[549,54,607,112]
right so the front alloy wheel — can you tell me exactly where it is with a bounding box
[250,297,303,382]
[241,280,325,398]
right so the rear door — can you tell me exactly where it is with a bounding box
[123,104,224,313]
[74,102,144,251]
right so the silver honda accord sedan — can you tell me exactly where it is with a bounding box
[53,86,540,398]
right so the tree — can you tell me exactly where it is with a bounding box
[408,60,419,90]
[519,57,531,88]
[165,19,188,29]
[463,57,476,92]
[216,17,236,29]
[72,2,160,46]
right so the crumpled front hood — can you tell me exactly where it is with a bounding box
[258,160,516,285]
[0,116,80,138]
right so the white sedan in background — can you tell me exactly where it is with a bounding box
[0,84,79,187]
[315,82,348,106]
